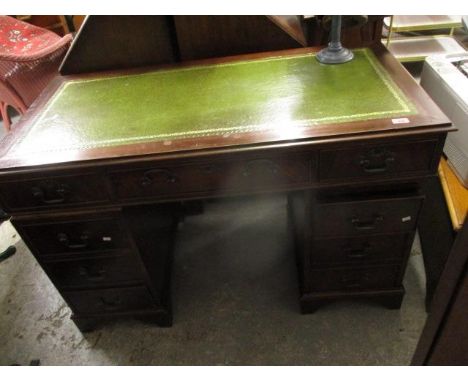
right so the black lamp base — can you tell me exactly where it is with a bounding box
[316,46,354,64]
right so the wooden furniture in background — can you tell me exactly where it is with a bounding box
[173,15,307,61]
[70,16,86,32]
[0,16,72,130]
[439,157,468,231]
[59,16,178,75]
[412,216,468,365]
[418,157,468,310]
[14,16,70,36]
[305,15,385,49]
[384,16,466,62]
[59,15,308,75]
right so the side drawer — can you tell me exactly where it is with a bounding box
[42,251,145,289]
[0,173,110,212]
[14,212,132,257]
[309,265,400,292]
[312,195,423,237]
[319,138,440,182]
[310,233,412,267]
[63,286,158,315]
[109,153,314,201]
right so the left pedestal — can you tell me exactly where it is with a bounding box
[12,204,180,332]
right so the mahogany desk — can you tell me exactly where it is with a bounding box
[0,44,452,331]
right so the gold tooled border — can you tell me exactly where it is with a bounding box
[15,49,417,154]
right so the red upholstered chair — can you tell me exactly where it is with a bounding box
[0,16,72,131]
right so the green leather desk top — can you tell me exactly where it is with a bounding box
[13,48,416,155]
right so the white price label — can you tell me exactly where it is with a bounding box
[392,118,410,124]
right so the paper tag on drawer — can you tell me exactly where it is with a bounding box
[102,236,112,242]
[402,216,412,223]
[392,118,410,124]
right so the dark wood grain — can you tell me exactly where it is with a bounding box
[59,16,308,74]
[59,16,179,75]
[267,16,308,46]
[412,218,468,365]
[305,16,385,48]
[418,175,456,310]
[174,15,305,61]
[309,233,413,266]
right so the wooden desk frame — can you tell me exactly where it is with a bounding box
[0,43,453,331]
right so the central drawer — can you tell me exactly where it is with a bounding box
[312,195,423,238]
[109,153,314,201]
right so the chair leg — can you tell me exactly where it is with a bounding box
[0,101,12,132]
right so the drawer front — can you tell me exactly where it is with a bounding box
[319,139,439,181]
[17,217,131,256]
[64,286,157,315]
[310,233,411,266]
[309,265,400,292]
[43,252,145,289]
[313,196,423,237]
[110,154,313,201]
[0,173,109,212]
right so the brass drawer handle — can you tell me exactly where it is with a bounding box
[242,159,279,177]
[351,215,384,230]
[57,231,90,250]
[140,168,178,187]
[31,184,69,204]
[343,244,371,259]
[359,148,395,174]
[78,265,106,281]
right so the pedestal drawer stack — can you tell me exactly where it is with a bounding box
[12,206,178,331]
[289,189,423,312]
[287,133,435,312]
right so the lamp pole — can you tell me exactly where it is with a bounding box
[316,15,354,64]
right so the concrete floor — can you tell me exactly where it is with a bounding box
[0,195,427,365]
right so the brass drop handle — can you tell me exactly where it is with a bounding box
[31,184,68,204]
[57,231,90,250]
[344,243,371,259]
[79,265,106,281]
[140,168,178,187]
[359,149,395,174]
[242,159,279,177]
[351,215,384,230]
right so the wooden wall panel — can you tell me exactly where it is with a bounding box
[173,15,306,61]
[59,16,178,75]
